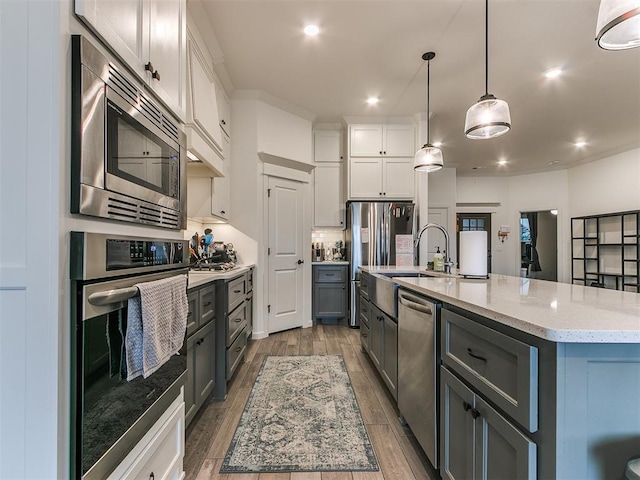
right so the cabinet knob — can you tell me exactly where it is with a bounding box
[221,210,226,214]
[297,259,304,265]
[471,408,481,419]
[144,61,154,73]
[379,151,383,155]
[221,119,226,125]
[463,401,472,412]
[379,192,383,196]
[383,192,386,196]
[152,70,160,81]
[149,473,155,480]
[383,151,386,155]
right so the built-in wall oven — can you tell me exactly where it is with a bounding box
[70,232,189,479]
[71,35,187,230]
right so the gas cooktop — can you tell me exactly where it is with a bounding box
[189,261,237,273]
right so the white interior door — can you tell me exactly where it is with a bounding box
[267,176,304,334]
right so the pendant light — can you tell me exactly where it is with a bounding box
[596,0,640,50]
[414,52,443,172]
[464,0,511,140]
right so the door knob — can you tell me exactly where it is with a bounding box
[297,259,304,265]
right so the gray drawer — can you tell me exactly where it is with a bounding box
[247,268,253,292]
[441,308,538,432]
[227,274,247,313]
[360,296,371,328]
[360,321,370,352]
[314,266,347,283]
[360,272,370,298]
[186,290,198,337]
[199,284,215,327]
[227,301,247,346]
[227,327,247,380]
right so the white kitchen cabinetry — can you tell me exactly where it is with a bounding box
[350,124,415,157]
[75,0,186,121]
[313,130,344,227]
[214,75,231,137]
[211,136,231,221]
[314,130,343,162]
[349,157,414,200]
[107,393,185,480]
[314,164,343,227]
[184,27,225,175]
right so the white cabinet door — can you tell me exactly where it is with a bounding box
[350,158,384,199]
[314,131,343,163]
[214,75,231,137]
[383,158,414,199]
[75,0,148,76]
[350,125,384,157]
[314,164,343,227]
[188,40,222,152]
[148,0,186,120]
[384,125,415,157]
[212,136,230,221]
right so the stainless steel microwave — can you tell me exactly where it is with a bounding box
[71,35,187,230]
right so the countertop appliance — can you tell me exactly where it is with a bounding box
[70,232,189,480]
[71,35,187,230]
[346,201,415,327]
[397,289,440,469]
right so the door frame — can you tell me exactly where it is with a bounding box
[262,172,313,335]
[456,212,492,274]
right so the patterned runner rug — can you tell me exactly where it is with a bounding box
[220,355,379,473]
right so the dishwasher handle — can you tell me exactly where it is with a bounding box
[398,291,433,315]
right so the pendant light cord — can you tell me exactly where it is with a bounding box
[484,0,489,96]
[426,58,431,144]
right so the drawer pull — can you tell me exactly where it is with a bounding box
[234,289,242,293]
[471,408,481,420]
[187,311,192,316]
[203,301,212,307]
[325,273,335,276]
[362,333,368,338]
[235,346,242,353]
[149,473,154,480]
[233,318,242,323]
[467,348,488,362]
[463,401,472,412]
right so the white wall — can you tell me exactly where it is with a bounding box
[569,148,640,217]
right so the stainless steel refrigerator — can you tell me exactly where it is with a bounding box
[346,201,416,327]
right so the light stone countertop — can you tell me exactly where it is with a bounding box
[187,264,255,289]
[362,266,640,344]
[312,261,349,265]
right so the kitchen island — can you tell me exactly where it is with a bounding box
[360,266,640,480]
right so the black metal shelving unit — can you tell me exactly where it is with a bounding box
[571,210,640,292]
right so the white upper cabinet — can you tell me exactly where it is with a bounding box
[314,131,343,162]
[314,164,344,228]
[75,0,186,121]
[349,158,414,200]
[214,75,231,138]
[350,124,415,157]
[211,135,231,221]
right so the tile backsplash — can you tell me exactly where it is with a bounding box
[311,229,345,248]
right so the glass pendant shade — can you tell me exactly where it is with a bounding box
[464,94,511,140]
[414,144,444,172]
[596,0,640,50]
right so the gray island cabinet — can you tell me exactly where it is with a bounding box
[365,268,639,480]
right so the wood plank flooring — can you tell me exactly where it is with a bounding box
[184,324,438,480]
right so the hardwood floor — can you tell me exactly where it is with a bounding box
[184,324,439,480]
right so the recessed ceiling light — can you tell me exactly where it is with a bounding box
[574,140,587,147]
[432,141,442,147]
[304,25,319,36]
[544,68,563,79]
[548,160,560,165]
[366,97,379,105]
[498,158,508,166]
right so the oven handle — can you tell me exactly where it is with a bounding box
[88,286,139,306]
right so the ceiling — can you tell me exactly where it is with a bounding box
[190,0,640,176]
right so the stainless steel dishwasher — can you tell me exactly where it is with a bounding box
[398,289,439,469]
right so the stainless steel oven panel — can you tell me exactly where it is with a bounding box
[82,269,188,319]
[78,66,106,188]
[71,232,190,281]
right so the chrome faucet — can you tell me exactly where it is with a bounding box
[414,223,454,274]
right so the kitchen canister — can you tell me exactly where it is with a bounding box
[459,230,489,278]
